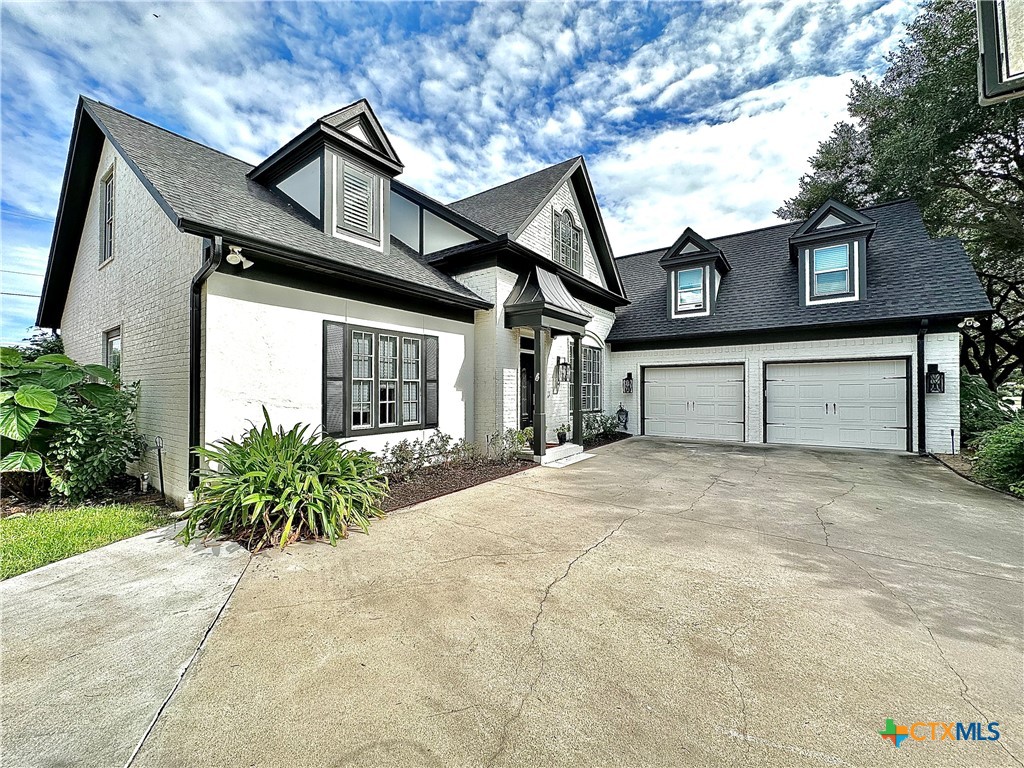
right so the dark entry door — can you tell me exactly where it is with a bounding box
[520,352,534,429]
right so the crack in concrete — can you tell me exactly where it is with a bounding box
[809,490,1023,768]
[812,485,855,548]
[488,507,644,765]
[725,621,751,748]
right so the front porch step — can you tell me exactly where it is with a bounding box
[534,442,583,465]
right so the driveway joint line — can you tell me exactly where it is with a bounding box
[123,553,252,768]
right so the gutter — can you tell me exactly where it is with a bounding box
[188,236,222,489]
[917,319,928,456]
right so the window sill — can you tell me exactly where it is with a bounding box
[98,257,115,270]
[327,422,426,439]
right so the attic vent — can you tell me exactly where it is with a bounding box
[340,161,375,236]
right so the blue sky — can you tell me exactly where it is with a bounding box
[0,0,918,344]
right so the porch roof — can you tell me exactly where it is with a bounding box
[504,266,591,335]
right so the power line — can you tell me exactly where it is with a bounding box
[0,270,44,277]
[1,292,40,298]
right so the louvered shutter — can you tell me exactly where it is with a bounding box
[341,162,373,235]
[323,321,347,435]
[424,335,439,428]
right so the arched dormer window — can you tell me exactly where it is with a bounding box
[552,209,582,273]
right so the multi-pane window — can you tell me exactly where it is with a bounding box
[812,243,851,297]
[378,335,399,426]
[104,327,121,375]
[402,338,421,424]
[337,158,378,240]
[675,267,705,313]
[351,331,374,428]
[100,169,114,264]
[552,209,582,273]
[581,346,601,412]
[323,323,437,437]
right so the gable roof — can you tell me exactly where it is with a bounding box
[607,200,991,345]
[659,227,731,272]
[447,157,626,297]
[319,99,402,167]
[448,157,579,237]
[37,98,487,326]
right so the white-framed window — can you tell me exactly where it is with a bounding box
[675,267,705,313]
[100,168,115,264]
[378,334,399,427]
[337,157,379,240]
[812,243,852,297]
[103,327,121,375]
[581,346,602,412]
[351,331,374,429]
[552,209,582,272]
[402,337,421,424]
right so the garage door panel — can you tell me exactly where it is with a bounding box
[645,365,745,442]
[766,359,908,451]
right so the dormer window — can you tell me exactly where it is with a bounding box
[675,267,706,313]
[790,199,875,307]
[552,209,581,272]
[336,157,380,242]
[812,243,852,297]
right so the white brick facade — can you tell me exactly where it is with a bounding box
[202,274,475,456]
[607,331,962,453]
[515,180,606,289]
[60,139,202,506]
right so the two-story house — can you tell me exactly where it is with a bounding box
[35,98,990,506]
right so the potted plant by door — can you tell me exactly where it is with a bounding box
[556,423,569,445]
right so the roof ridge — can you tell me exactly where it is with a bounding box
[82,96,255,168]
[450,155,581,205]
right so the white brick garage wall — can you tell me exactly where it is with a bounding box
[203,273,475,455]
[60,139,202,506]
[607,331,961,454]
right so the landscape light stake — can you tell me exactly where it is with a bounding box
[154,436,166,503]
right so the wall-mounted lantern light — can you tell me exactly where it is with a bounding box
[555,357,572,383]
[616,402,629,430]
[622,371,634,394]
[926,363,945,394]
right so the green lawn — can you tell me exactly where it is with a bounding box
[0,503,170,580]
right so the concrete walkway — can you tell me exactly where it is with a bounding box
[122,438,1021,768]
[0,524,249,768]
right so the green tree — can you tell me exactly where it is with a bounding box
[20,328,64,362]
[777,0,1023,389]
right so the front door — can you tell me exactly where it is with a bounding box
[520,351,534,429]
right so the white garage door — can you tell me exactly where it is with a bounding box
[644,365,745,441]
[765,359,909,450]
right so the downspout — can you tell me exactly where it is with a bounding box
[916,319,928,455]
[188,236,223,490]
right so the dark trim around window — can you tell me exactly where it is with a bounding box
[323,320,438,437]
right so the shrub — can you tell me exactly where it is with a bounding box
[180,409,387,551]
[972,416,1024,496]
[378,430,482,481]
[961,368,1014,443]
[0,347,141,501]
[583,412,620,442]
[489,427,530,463]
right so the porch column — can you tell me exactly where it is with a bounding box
[572,332,583,445]
[532,326,546,457]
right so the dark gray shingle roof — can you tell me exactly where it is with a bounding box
[84,99,484,306]
[447,157,579,236]
[608,200,991,343]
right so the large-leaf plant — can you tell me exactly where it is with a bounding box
[0,346,129,481]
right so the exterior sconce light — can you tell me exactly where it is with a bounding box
[616,402,629,430]
[926,363,945,393]
[622,372,633,394]
[226,245,254,269]
[556,357,572,383]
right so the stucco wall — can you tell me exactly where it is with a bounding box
[515,179,606,289]
[60,139,202,506]
[202,273,474,455]
[608,331,961,453]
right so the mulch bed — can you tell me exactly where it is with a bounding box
[582,432,632,450]
[0,474,172,518]
[383,460,533,512]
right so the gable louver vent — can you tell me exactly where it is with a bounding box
[342,163,373,235]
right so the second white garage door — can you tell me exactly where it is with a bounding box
[765,359,909,450]
[644,365,745,441]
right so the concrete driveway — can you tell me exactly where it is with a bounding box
[123,438,1023,768]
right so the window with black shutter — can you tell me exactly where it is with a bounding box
[323,321,439,436]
